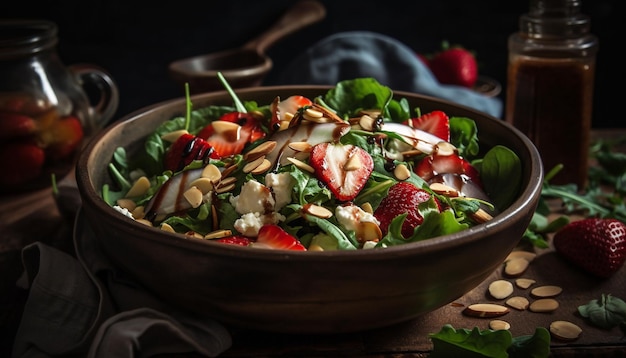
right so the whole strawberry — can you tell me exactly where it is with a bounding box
[553,218,626,278]
[427,42,478,88]
[373,182,441,238]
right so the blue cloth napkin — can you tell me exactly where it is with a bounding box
[278,31,502,118]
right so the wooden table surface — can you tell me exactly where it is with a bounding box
[1,129,625,357]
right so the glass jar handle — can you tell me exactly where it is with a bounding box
[69,64,119,133]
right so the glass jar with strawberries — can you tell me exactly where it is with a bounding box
[0,19,119,194]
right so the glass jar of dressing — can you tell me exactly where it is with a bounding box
[0,19,119,194]
[505,0,598,188]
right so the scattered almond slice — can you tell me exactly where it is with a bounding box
[463,303,509,318]
[531,285,563,298]
[503,257,530,277]
[515,278,536,289]
[488,280,514,299]
[489,319,511,330]
[505,250,537,263]
[505,296,530,311]
[550,320,582,341]
[529,298,559,313]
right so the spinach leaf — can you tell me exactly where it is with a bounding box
[479,145,522,211]
[578,294,626,329]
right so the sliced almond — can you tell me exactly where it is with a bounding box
[160,222,175,233]
[131,205,145,220]
[429,182,459,197]
[304,204,333,219]
[550,320,582,341]
[358,114,375,131]
[503,257,530,277]
[361,202,374,214]
[244,140,277,161]
[189,177,214,194]
[505,296,530,311]
[393,163,411,181]
[529,298,559,313]
[530,285,563,298]
[203,229,232,240]
[304,107,323,119]
[116,198,137,211]
[218,176,237,188]
[506,250,537,263]
[250,159,271,175]
[126,176,151,198]
[160,129,189,143]
[183,186,203,208]
[243,155,266,173]
[489,319,511,330]
[201,164,222,182]
[488,280,514,299]
[288,141,312,153]
[344,153,362,171]
[211,120,241,141]
[287,157,315,173]
[515,278,536,289]
[463,303,509,318]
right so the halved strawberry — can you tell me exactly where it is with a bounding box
[0,112,37,139]
[309,142,374,202]
[403,110,450,142]
[373,181,442,238]
[252,224,306,251]
[42,115,84,160]
[0,141,45,187]
[164,133,220,172]
[214,235,252,247]
[414,152,482,188]
[197,112,265,157]
[269,95,313,132]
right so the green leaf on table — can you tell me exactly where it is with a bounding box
[578,294,626,329]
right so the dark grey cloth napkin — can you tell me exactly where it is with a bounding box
[11,208,232,358]
[278,31,503,118]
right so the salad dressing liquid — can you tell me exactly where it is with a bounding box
[505,0,598,188]
[506,54,595,187]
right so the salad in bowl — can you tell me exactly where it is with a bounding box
[103,77,521,251]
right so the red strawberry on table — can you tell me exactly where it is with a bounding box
[553,218,626,278]
[253,224,306,251]
[373,182,442,238]
[308,142,374,202]
[427,42,478,88]
[164,133,220,172]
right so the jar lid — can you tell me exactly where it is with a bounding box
[0,19,58,59]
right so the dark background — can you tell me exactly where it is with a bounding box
[2,0,621,128]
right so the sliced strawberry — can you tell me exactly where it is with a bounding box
[0,141,45,187]
[414,152,482,188]
[269,95,313,132]
[42,115,84,160]
[164,133,220,172]
[553,218,626,278]
[0,112,38,139]
[252,224,306,251]
[373,182,441,238]
[309,142,374,202]
[403,110,450,142]
[197,112,265,157]
[214,235,252,247]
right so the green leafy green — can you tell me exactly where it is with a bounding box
[429,325,550,358]
[578,294,626,329]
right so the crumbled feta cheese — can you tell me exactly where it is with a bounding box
[229,179,275,214]
[265,172,295,210]
[335,204,380,232]
[233,212,286,237]
[362,241,378,249]
[113,205,135,220]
